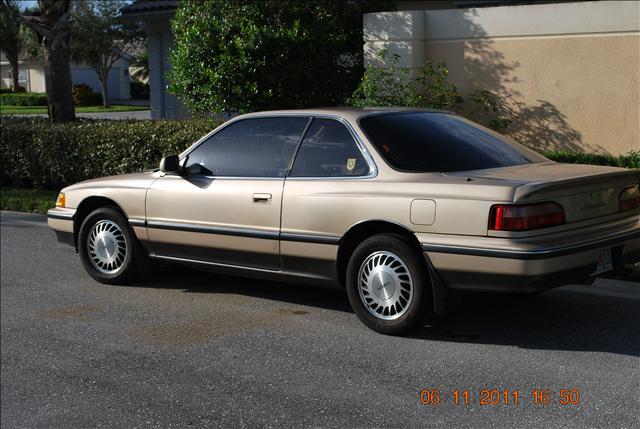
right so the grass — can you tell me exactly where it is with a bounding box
[0,188,58,214]
[0,104,150,115]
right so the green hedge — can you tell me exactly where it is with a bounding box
[0,92,48,106]
[0,117,637,190]
[1,118,219,189]
[543,150,639,169]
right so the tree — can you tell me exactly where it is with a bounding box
[130,49,148,83]
[0,0,22,92]
[169,0,391,114]
[71,0,143,108]
[19,0,75,122]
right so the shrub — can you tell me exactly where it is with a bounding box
[0,117,220,189]
[1,118,636,191]
[130,81,149,99]
[348,51,463,110]
[346,50,507,131]
[543,150,640,169]
[72,83,101,106]
[0,92,48,106]
[169,0,392,113]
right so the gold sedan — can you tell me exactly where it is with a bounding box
[47,108,640,334]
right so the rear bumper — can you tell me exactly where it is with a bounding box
[47,208,76,247]
[420,217,640,292]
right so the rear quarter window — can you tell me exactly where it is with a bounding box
[359,113,547,172]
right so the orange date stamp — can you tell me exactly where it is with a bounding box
[419,388,581,406]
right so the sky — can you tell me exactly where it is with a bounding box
[19,0,134,11]
[19,0,38,10]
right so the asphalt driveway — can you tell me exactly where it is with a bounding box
[1,211,639,428]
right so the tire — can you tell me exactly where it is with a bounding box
[345,233,432,335]
[78,206,137,284]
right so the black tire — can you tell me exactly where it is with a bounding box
[345,233,433,335]
[78,206,137,284]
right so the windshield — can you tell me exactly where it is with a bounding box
[359,112,548,172]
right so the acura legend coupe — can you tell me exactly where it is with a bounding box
[47,108,640,334]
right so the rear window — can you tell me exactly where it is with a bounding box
[359,113,547,172]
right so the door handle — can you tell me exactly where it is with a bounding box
[252,193,272,204]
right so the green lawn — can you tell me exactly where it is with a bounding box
[0,104,150,115]
[0,188,58,214]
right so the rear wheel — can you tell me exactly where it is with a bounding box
[346,233,432,335]
[78,207,137,284]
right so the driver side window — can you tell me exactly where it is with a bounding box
[184,117,309,177]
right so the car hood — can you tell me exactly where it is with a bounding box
[62,170,160,192]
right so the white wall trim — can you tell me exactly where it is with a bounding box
[364,1,640,42]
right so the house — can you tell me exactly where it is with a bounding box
[120,0,183,119]
[120,0,639,155]
[0,52,133,101]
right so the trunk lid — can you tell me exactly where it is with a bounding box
[451,162,640,223]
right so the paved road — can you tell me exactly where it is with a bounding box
[1,211,639,428]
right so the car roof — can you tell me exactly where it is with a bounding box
[236,107,451,122]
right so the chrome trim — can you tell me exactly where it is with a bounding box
[178,113,378,181]
[46,209,75,220]
[148,253,335,283]
[279,232,340,245]
[150,253,280,273]
[145,220,341,244]
[422,229,640,260]
[128,218,146,227]
[147,220,279,240]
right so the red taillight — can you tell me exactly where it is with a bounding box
[489,202,565,231]
[619,185,640,212]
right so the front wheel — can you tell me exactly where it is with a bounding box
[78,207,137,284]
[346,234,432,335]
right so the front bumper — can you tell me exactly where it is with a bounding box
[419,216,640,292]
[47,207,76,247]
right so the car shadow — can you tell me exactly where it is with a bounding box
[132,264,353,313]
[132,265,639,357]
[416,289,640,357]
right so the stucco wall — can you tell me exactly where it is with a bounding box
[0,62,45,93]
[364,1,640,155]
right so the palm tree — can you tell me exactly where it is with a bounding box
[130,50,149,83]
[0,0,23,92]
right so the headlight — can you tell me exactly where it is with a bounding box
[56,192,65,207]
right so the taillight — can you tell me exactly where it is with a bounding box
[489,202,565,231]
[619,185,640,212]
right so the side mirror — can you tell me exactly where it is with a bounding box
[159,154,180,174]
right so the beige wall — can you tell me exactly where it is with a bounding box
[364,1,640,155]
[0,62,46,93]
[27,64,46,93]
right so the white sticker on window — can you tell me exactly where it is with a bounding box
[346,158,356,171]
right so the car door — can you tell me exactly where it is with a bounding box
[280,117,376,280]
[145,116,310,270]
